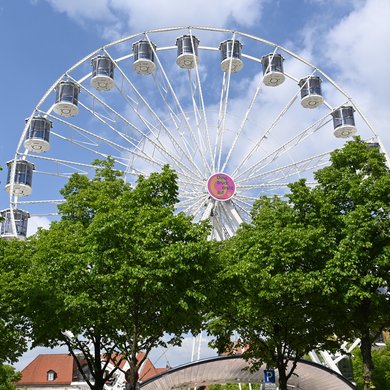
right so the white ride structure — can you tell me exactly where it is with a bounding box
[2,26,388,383]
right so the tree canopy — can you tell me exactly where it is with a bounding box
[352,341,390,390]
[208,138,390,390]
[25,159,213,390]
[3,139,389,390]
[0,238,30,364]
[208,196,338,390]
[0,364,21,390]
[289,138,390,389]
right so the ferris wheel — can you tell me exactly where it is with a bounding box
[2,26,387,240]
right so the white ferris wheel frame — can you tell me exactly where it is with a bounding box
[6,26,389,240]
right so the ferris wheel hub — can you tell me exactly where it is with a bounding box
[207,173,236,201]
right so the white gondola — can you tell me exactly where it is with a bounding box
[132,40,157,75]
[0,208,30,240]
[176,35,200,69]
[298,76,323,109]
[366,142,380,149]
[53,81,80,117]
[91,55,115,91]
[332,106,357,138]
[261,53,285,87]
[219,39,243,73]
[24,116,52,152]
[5,160,35,196]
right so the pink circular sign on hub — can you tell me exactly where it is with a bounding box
[207,173,236,201]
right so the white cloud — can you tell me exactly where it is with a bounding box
[27,216,51,236]
[42,0,264,39]
[319,0,390,149]
[45,0,116,23]
[149,333,217,368]
[323,0,390,87]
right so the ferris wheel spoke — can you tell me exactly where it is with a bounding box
[144,33,206,179]
[41,114,169,176]
[234,113,333,181]
[106,51,204,176]
[235,193,270,203]
[236,151,331,186]
[18,153,94,170]
[231,199,251,220]
[178,194,206,208]
[150,73,208,178]
[232,90,302,179]
[232,68,323,178]
[215,33,237,172]
[177,178,205,189]
[151,71,208,175]
[239,182,314,190]
[187,70,213,175]
[221,48,280,173]
[50,132,130,164]
[15,200,64,218]
[181,195,209,216]
[39,110,142,156]
[180,192,207,201]
[188,28,214,173]
[66,77,201,181]
[20,153,147,180]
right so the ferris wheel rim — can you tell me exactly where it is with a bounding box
[5,26,387,240]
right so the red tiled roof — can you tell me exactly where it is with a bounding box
[17,352,167,386]
[17,354,74,386]
[139,357,163,381]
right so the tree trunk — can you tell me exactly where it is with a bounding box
[93,376,106,390]
[125,366,139,390]
[360,335,374,390]
[277,363,288,390]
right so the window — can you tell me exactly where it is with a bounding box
[47,370,56,381]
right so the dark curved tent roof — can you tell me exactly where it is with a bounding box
[140,355,356,390]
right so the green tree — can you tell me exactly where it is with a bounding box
[0,365,21,390]
[209,138,390,390]
[208,196,338,390]
[0,238,30,364]
[26,159,213,390]
[352,342,390,389]
[288,138,390,390]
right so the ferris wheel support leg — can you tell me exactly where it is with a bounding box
[309,337,361,375]
[319,350,342,374]
[201,199,215,221]
[308,351,322,365]
[309,349,342,374]
[226,201,243,226]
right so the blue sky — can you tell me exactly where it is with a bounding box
[1,0,390,371]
